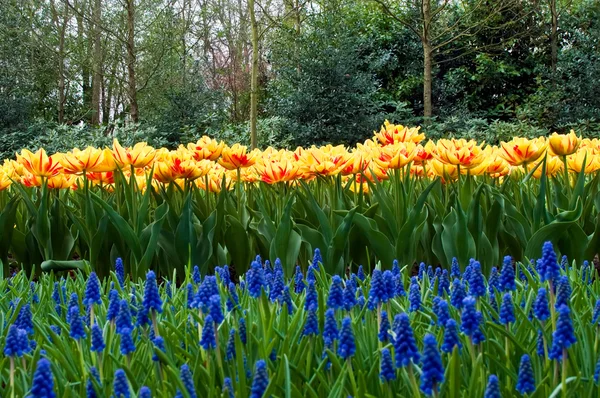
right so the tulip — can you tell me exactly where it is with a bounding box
[373,120,425,146]
[0,169,11,190]
[527,156,563,178]
[374,142,417,170]
[59,147,111,174]
[218,144,259,170]
[112,139,156,169]
[567,148,600,174]
[413,141,435,165]
[16,148,62,178]
[257,158,300,184]
[499,137,547,166]
[187,136,225,161]
[433,139,489,169]
[548,130,581,156]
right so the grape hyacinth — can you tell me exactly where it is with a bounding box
[420,334,444,396]
[533,288,550,322]
[516,354,536,394]
[250,360,269,398]
[379,348,396,382]
[337,317,356,360]
[378,310,391,343]
[327,275,345,310]
[393,313,420,367]
[113,369,130,398]
[29,358,56,398]
[115,258,125,288]
[441,319,462,353]
[499,256,516,291]
[484,375,501,398]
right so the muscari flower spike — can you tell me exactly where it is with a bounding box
[69,306,86,340]
[343,278,357,310]
[200,315,217,350]
[186,283,195,309]
[394,275,406,297]
[420,334,444,396]
[441,319,462,353]
[451,257,461,279]
[16,304,34,335]
[143,270,163,314]
[119,327,136,356]
[592,299,600,325]
[303,305,319,337]
[107,289,120,323]
[226,329,236,360]
[113,369,130,398]
[417,262,426,280]
[116,299,133,335]
[294,266,305,293]
[468,261,486,297]
[327,275,345,310]
[115,258,125,288]
[269,270,285,302]
[247,260,266,298]
[499,256,516,292]
[323,308,339,343]
[279,286,294,314]
[239,317,247,345]
[438,269,450,296]
[533,287,550,322]
[29,358,56,398]
[91,323,105,353]
[250,359,269,398]
[223,377,235,398]
[450,279,467,309]
[499,293,516,325]
[383,270,396,300]
[152,336,166,362]
[488,267,500,293]
[312,248,322,269]
[537,329,545,357]
[392,259,400,277]
[408,278,421,312]
[427,265,434,280]
[380,348,396,382]
[368,270,387,310]
[435,299,450,327]
[460,296,479,337]
[542,241,560,283]
[463,265,472,283]
[554,275,571,309]
[378,311,391,343]
[192,265,202,285]
[305,279,318,311]
[84,272,102,307]
[180,364,198,398]
[549,304,577,361]
[209,294,224,324]
[87,366,100,398]
[357,265,365,281]
[4,324,26,357]
[484,375,501,398]
[516,354,536,394]
[337,317,356,360]
[138,386,151,398]
[393,313,420,368]
[227,282,240,312]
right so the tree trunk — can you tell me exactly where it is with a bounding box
[75,3,91,118]
[422,0,433,119]
[90,0,102,125]
[248,0,259,149]
[126,0,139,123]
[50,0,67,124]
[549,0,558,73]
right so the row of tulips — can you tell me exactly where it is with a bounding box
[0,121,599,279]
[1,242,600,397]
[1,122,597,191]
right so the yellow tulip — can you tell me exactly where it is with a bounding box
[187,136,225,161]
[499,137,547,166]
[433,139,489,169]
[257,158,300,184]
[413,141,435,165]
[16,148,62,178]
[528,156,564,178]
[431,159,459,181]
[548,130,581,156]
[374,142,417,170]
[567,148,600,174]
[373,120,425,145]
[0,169,11,190]
[218,144,259,170]
[112,139,156,169]
[59,146,111,174]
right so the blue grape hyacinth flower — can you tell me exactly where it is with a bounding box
[441,319,462,353]
[484,375,501,398]
[323,308,339,343]
[337,317,356,360]
[379,348,396,382]
[393,313,420,368]
[516,354,536,394]
[499,256,516,291]
[143,270,163,314]
[113,369,130,398]
[250,359,269,398]
[29,358,56,398]
[90,323,105,353]
[549,304,577,361]
[378,311,391,343]
[420,334,444,396]
[83,272,102,307]
[533,288,550,322]
[499,293,516,325]
[542,241,560,283]
[200,315,217,350]
[69,306,86,340]
[327,275,345,310]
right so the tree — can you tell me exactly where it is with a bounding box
[373,0,521,119]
